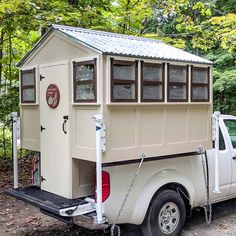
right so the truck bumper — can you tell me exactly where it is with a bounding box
[5,186,108,230]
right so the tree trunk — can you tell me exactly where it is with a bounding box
[0,30,4,95]
[9,34,12,88]
[68,0,78,7]
[3,124,6,158]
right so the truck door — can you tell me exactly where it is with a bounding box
[39,62,71,198]
[223,118,236,195]
[208,124,232,200]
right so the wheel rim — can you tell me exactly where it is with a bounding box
[158,202,180,234]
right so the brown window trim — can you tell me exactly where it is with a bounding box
[21,68,36,103]
[167,64,189,102]
[191,66,210,102]
[73,59,97,103]
[110,58,138,102]
[141,61,165,102]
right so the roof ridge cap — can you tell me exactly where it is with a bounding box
[52,24,162,43]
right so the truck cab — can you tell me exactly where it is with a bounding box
[208,115,236,201]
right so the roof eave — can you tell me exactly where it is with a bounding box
[17,27,103,67]
[103,52,213,65]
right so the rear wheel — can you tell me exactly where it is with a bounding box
[142,189,186,236]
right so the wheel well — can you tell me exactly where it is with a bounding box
[147,183,192,220]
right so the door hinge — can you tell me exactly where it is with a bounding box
[40,125,46,132]
[40,75,45,81]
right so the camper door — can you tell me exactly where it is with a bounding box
[39,62,71,198]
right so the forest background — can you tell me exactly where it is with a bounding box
[0,0,235,158]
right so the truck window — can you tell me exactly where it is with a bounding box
[213,128,225,150]
[224,119,236,149]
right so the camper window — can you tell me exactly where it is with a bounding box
[167,65,188,102]
[191,67,209,102]
[141,62,164,102]
[21,68,36,103]
[111,59,138,102]
[73,60,97,103]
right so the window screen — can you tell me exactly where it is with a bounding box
[21,68,36,103]
[73,60,97,102]
[141,62,164,102]
[168,65,188,102]
[191,67,210,102]
[111,59,138,102]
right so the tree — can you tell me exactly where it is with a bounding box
[106,0,153,34]
[0,0,112,158]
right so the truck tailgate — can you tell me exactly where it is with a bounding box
[5,186,85,216]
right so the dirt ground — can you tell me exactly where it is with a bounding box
[1,156,236,236]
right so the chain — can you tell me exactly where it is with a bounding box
[199,146,212,224]
[110,153,145,236]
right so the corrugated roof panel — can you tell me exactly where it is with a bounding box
[54,24,212,65]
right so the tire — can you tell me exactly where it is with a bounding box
[141,189,186,236]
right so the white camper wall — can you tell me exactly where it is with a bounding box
[102,56,212,163]
[70,55,103,162]
[104,104,212,162]
[19,32,100,198]
[20,31,99,152]
[69,55,102,198]
[19,65,40,151]
[20,105,40,151]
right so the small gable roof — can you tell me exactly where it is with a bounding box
[18,24,212,67]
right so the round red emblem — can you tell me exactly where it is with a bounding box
[46,84,60,109]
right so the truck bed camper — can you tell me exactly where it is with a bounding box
[7,25,234,236]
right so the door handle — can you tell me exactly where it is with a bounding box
[233,156,236,160]
[62,116,69,134]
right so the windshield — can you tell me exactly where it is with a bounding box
[224,119,236,149]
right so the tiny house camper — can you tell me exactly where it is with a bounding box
[18,24,212,201]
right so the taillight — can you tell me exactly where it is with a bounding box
[95,171,110,203]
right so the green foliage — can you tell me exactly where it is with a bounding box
[0,127,11,158]
[213,68,236,115]
[0,0,113,158]
[0,0,236,157]
[105,0,153,34]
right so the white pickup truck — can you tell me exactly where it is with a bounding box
[6,114,236,236]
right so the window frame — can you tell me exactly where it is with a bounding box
[224,119,236,150]
[141,61,165,102]
[167,64,189,102]
[110,59,138,102]
[20,68,36,104]
[191,66,210,102]
[73,59,97,103]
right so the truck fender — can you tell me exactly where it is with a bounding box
[130,168,195,225]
